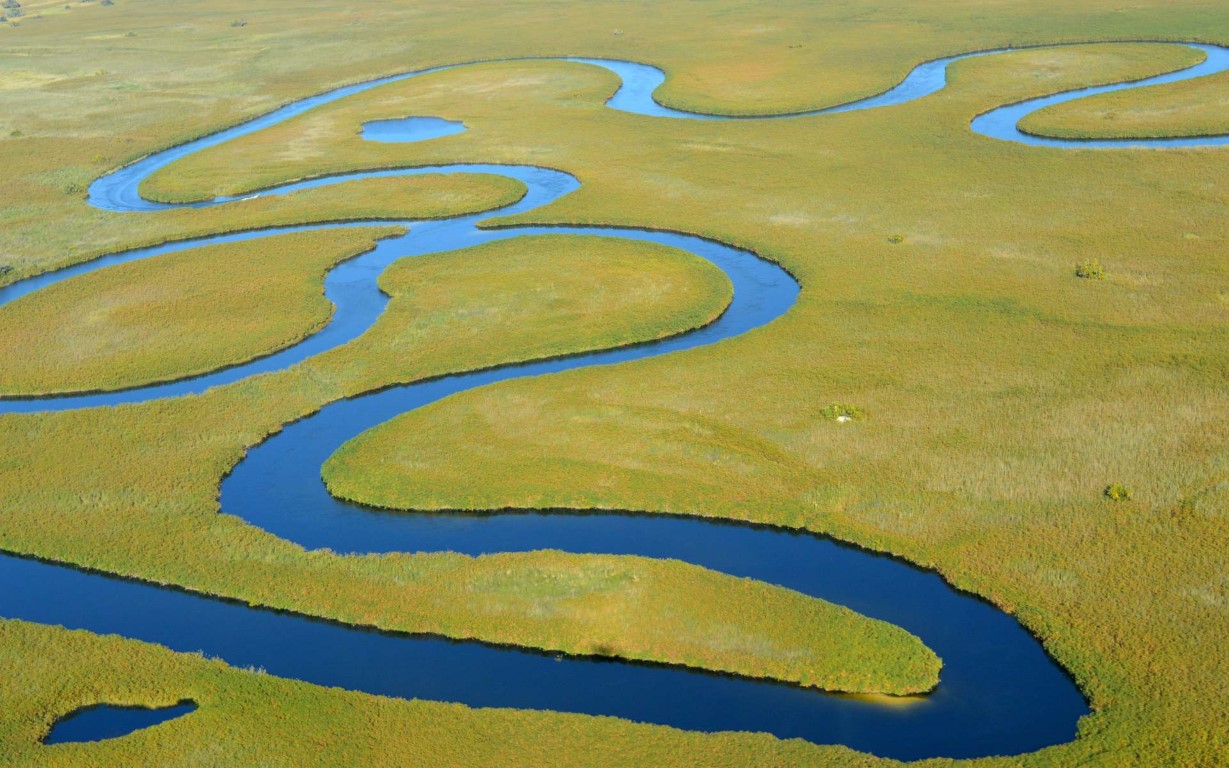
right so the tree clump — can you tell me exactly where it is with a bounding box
[1103,483,1132,502]
[819,403,866,422]
[1075,258,1106,280]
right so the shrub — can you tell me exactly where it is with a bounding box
[0,265,13,277]
[887,234,905,244]
[63,181,85,195]
[1075,258,1105,280]
[1103,483,1132,502]
[819,403,865,422]
[230,18,247,27]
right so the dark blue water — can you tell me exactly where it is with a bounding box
[43,701,196,745]
[0,550,1079,760]
[6,41,1224,758]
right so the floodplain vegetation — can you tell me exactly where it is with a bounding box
[0,228,404,395]
[0,232,941,694]
[1021,70,1229,139]
[0,1,1227,766]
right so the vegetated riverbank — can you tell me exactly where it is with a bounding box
[13,100,961,734]
[0,2,1227,766]
[1,619,909,768]
[0,230,949,699]
[1019,69,1229,138]
[136,45,1208,204]
[0,165,523,289]
[0,228,404,395]
[351,235,739,376]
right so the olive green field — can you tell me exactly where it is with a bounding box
[1,1,1227,767]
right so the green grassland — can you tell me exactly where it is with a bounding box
[0,231,944,698]
[0,167,524,286]
[0,228,404,394]
[352,235,738,378]
[1,0,1227,766]
[0,620,897,768]
[1021,69,1229,139]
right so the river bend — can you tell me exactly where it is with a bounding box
[4,42,1226,759]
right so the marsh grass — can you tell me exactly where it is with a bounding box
[0,2,1227,766]
[0,233,941,698]
[0,620,893,768]
[0,227,403,395]
[1021,70,1229,139]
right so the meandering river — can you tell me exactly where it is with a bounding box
[4,42,1226,759]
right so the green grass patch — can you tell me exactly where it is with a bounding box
[818,403,866,421]
[1103,483,1133,501]
[1020,67,1229,140]
[0,619,883,767]
[1075,258,1106,280]
[0,227,402,395]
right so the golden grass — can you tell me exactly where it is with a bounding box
[1021,69,1229,139]
[0,227,401,395]
[0,1,1228,766]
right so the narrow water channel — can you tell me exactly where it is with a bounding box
[5,41,1225,758]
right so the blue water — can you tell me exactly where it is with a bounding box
[972,43,1229,148]
[43,701,196,745]
[361,116,467,143]
[5,41,1226,758]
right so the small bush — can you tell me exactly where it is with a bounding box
[887,234,905,245]
[1075,258,1105,280]
[0,265,13,277]
[819,403,865,422]
[230,18,246,27]
[1103,483,1132,502]
[63,181,85,195]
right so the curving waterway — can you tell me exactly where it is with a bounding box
[4,42,1227,759]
